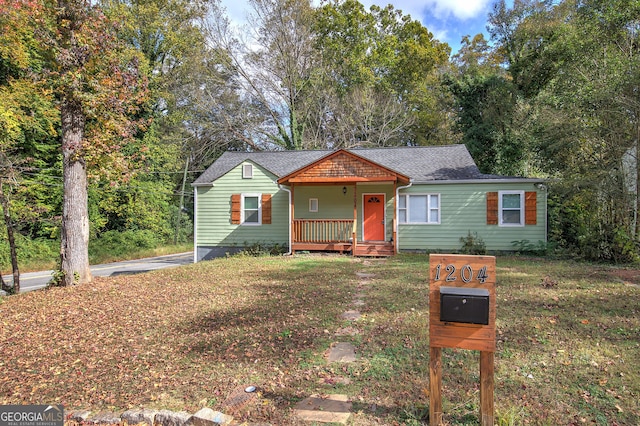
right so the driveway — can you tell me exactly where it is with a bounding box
[1,252,193,294]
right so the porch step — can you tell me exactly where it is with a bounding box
[354,242,394,257]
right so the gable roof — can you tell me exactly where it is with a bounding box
[192,145,518,186]
[277,149,411,184]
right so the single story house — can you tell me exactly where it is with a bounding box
[192,145,547,261]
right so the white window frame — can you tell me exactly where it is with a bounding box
[241,193,261,225]
[498,190,524,227]
[309,198,319,212]
[242,163,253,179]
[398,193,440,224]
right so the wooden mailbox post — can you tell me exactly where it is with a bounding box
[429,254,496,426]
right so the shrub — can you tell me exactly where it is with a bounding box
[89,230,161,261]
[459,231,486,255]
[0,235,58,271]
[511,239,556,256]
[234,242,287,257]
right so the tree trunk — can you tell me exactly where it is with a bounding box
[0,181,19,294]
[636,126,640,240]
[59,97,92,286]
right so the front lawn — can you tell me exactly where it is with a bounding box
[0,254,638,424]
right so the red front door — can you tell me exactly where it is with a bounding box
[363,193,385,241]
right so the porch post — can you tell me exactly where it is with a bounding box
[291,184,295,254]
[352,184,357,256]
[393,181,397,254]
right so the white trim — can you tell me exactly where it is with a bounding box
[241,193,262,225]
[413,178,546,185]
[242,163,254,179]
[278,185,292,255]
[309,198,319,212]
[394,181,413,250]
[397,193,441,225]
[193,187,198,263]
[498,190,525,227]
[362,192,386,241]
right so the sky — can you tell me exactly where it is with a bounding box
[217,0,500,55]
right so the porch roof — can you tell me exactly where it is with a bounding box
[192,144,503,186]
[276,149,411,184]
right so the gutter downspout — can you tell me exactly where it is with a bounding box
[193,187,198,263]
[395,180,413,253]
[278,184,293,255]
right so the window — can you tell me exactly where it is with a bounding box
[242,163,253,179]
[242,194,260,224]
[309,198,318,212]
[499,191,524,226]
[231,193,271,225]
[398,194,440,224]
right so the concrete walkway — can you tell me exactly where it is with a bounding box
[294,264,382,424]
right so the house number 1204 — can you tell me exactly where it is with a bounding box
[434,264,489,283]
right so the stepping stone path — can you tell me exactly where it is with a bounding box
[340,310,361,321]
[293,394,352,424]
[327,342,357,362]
[294,268,378,424]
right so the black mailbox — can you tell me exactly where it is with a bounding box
[440,286,490,325]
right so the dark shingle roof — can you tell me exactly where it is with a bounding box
[192,145,505,185]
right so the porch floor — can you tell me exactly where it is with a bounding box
[291,242,394,257]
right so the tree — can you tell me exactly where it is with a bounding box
[0,0,59,292]
[487,0,640,260]
[51,0,149,285]
[446,33,534,176]
[204,0,319,150]
[204,0,453,151]
[310,0,452,148]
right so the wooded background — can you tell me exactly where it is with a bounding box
[1,0,639,285]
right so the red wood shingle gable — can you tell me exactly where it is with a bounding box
[277,149,410,184]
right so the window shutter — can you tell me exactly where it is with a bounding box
[525,191,537,225]
[486,192,498,225]
[231,194,241,224]
[262,194,272,224]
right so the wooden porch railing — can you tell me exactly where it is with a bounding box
[293,219,354,243]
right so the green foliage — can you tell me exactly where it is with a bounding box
[233,242,287,258]
[399,403,429,425]
[483,0,640,262]
[308,0,454,147]
[444,66,531,176]
[511,239,556,256]
[0,233,58,271]
[47,269,79,288]
[459,231,487,255]
[88,230,161,261]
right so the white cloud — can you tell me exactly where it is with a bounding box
[361,0,491,21]
[216,0,491,54]
[424,0,492,20]
[220,1,490,26]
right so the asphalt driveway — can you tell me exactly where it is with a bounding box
[1,252,193,294]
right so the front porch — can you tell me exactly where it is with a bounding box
[290,219,395,257]
[277,150,410,258]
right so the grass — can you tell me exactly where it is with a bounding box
[0,253,638,425]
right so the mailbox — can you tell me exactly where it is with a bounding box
[440,286,490,325]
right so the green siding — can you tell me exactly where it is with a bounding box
[196,165,547,254]
[195,161,288,248]
[294,184,395,241]
[294,186,354,219]
[397,182,546,251]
